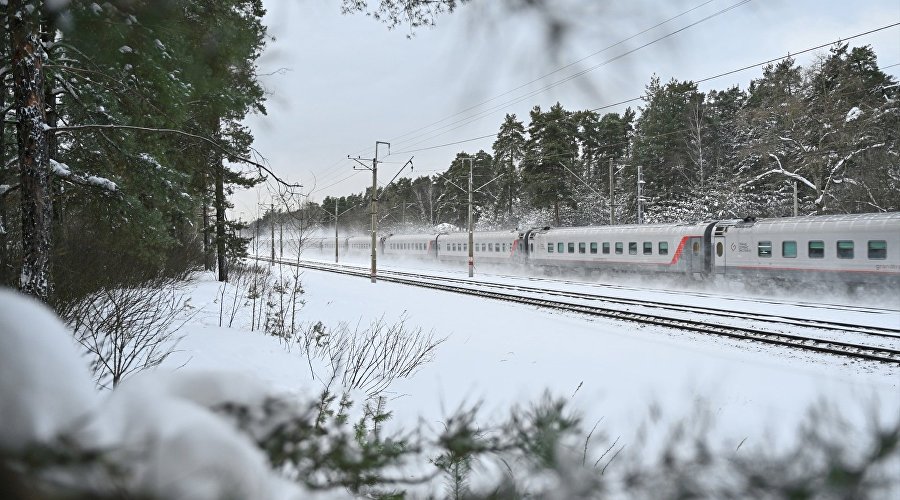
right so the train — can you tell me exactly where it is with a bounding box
[299,212,900,288]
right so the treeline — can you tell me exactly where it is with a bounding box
[317,43,899,233]
[1,0,268,303]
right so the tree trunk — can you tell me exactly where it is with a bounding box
[11,0,52,301]
[215,160,227,282]
[1,11,9,285]
[202,177,213,271]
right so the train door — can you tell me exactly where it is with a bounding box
[714,235,726,274]
[688,237,704,274]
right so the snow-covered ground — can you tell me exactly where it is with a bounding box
[3,251,897,497]
[166,257,900,455]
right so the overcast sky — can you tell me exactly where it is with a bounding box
[232,0,900,219]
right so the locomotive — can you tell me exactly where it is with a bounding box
[301,212,900,288]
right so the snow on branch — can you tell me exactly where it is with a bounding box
[741,154,817,191]
[51,159,119,193]
[845,106,863,122]
[51,124,301,188]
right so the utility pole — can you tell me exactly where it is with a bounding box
[349,142,407,283]
[437,156,503,278]
[270,203,275,264]
[636,166,645,225]
[609,158,614,225]
[279,214,283,259]
[467,157,474,278]
[334,199,339,263]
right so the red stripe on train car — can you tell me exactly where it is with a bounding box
[668,236,698,265]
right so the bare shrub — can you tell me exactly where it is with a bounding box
[299,316,447,400]
[215,261,305,336]
[60,277,194,389]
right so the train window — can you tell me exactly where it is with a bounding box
[836,241,854,259]
[463,243,467,251]
[643,242,652,255]
[808,240,825,259]
[603,242,610,254]
[497,244,502,252]
[782,241,797,258]
[548,243,554,253]
[530,243,534,253]
[628,242,637,255]
[615,242,623,254]
[578,242,586,254]
[659,242,669,255]
[716,242,723,257]
[568,243,575,253]
[590,242,598,254]
[868,240,887,259]
[558,242,565,253]
[758,241,772,258]
[488,243,493,252]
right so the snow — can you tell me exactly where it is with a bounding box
[3,251,897,495]
[50,158,71,176]
[87,175,118,192]
[76,372,302,500]
[0,290,306,499]
[0,290,97,453]
[0,184,10,195]
[119,45,133,54]
[89,2,102,14]
[845,106,863,122]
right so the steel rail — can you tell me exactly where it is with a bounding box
[378,268,900,339]
[257,257,900,365]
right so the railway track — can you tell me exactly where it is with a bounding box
[257,257,900,366]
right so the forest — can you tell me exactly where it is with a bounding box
[313,44,899,234]
[1,0,270,304]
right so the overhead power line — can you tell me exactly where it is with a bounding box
[309,0,736,188]
[388,0,754,152]
[390,21,900,156]
[386,0,720,145]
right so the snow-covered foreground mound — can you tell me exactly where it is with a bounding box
[0,289,303,500]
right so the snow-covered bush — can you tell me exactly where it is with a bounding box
[0,289,303,499]
[216,262,305,336]
[58,276,194,389]
[292,315,447,401]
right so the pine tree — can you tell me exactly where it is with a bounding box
[521,103,578,225]
[491,114,525,217]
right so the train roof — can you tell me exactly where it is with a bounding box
[438,230,520,241]
[722,212,900,231]
[384,233,439,242]
[533,222,712,237]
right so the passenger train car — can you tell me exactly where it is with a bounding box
[296,212,900,288]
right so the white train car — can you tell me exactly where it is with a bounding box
[383,233,439,259]
[713,213,900,286]
[436,230,519,265]
[346,236,374,255]
[526,223,712,275]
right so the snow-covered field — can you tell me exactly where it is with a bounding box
[168,256,900,453]
[3,252,898,497]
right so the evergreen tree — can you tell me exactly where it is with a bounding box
[491,114,525,217]
[521,103,578,225]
